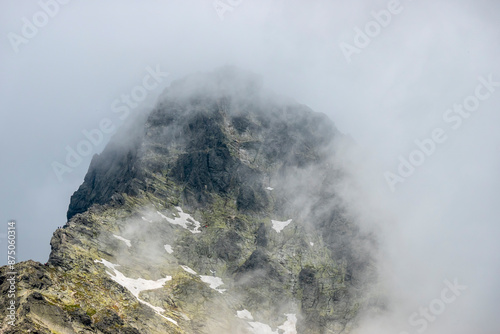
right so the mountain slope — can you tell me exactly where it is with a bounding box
[0,67,375,334]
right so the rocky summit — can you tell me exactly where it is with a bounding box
[0,67,376,334]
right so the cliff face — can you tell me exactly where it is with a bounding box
[0,67,375,334]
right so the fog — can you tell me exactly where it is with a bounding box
[1,0,499,333]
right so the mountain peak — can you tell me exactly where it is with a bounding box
[67,68,337,220]
[1,69,375,334]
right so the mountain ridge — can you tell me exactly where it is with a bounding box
[1,67,376,334]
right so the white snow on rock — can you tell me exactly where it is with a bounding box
[164,244,174,254]
[271,219,293,233]
[95,259,170,299]
[278,314,297,334]
[94,259,176,325]
[95,258,119,271]
[181,265,197,275]
[113,235,131,247]
[179,266,225,293]
[236,309,254,320]
[237,310,297,334]
[157,313,178,325]
[310,242,314,246]
[266,187,274,191]
[199,275,226,293]
[157,207,201,234]
[142,216,153,223]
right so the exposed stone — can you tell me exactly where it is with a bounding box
[1,67,376,334]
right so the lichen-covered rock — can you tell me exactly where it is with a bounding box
[1,67,376,333]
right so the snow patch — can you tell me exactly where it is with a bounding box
[179,266,225,293]
[278,314,297,334]
[158,313,178,326]
[236,309,254,320]
[95,259,170,299]
[157,207,201,233]
[271,219,293,233]
[180,265,197,275]
[266,187,274,191]
[113,235,131,247]
[164,244,174,254]
[199,275,226,293]
[142,216,153,223]
[94,259,176,325]
[310,242,314,246]
[237,310,297,334]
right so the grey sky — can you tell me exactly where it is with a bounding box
[1,1,499,333]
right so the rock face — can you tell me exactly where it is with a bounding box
[0,67,376,334]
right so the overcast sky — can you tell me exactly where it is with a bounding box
[1,1,499,333]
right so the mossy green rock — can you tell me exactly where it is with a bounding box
[0,67,376,333]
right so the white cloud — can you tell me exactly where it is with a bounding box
[1,1,499,332]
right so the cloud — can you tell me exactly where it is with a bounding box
[1,0,499,332]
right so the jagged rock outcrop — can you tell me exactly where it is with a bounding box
[1,67,376,334]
